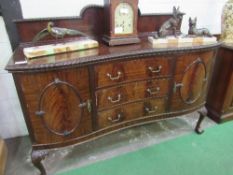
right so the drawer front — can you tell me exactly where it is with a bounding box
[96,78,170,110]
[97,98,166,129]
[95,56,172,88]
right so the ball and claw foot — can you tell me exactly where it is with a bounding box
[31,150,48,175]
[195,108,207,134]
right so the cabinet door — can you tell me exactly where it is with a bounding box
[94,56,172,88]
[15,68,92,145]
[171,51,215,111]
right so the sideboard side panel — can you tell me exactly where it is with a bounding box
[207,46,233,122]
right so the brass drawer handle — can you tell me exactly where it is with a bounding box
[173,82,184,93]
[79,100,92,113]
[108,113,123,123]
[35,110,45,117]
[148,65,162,73]
[106,71,122,81]
[145,106,158,114]
[147,87,160,95]
[108,94,121,103]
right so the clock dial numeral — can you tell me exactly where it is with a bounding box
[115,27,123,33]
[120,8,129,14]
[114,3,134,34]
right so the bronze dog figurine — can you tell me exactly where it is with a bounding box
[158,7,183,38]
[188,17,212,37]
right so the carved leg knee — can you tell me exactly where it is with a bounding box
[195,108,207,134]
[31,150,48,175]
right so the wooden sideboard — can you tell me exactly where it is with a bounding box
[206,44,233,122]
[6,40,220,175]
[5,5,220,175]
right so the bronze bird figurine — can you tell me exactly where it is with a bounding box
[32,22,88,42]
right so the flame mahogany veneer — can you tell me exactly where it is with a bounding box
[5,5,220,175]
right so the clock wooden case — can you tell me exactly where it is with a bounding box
[103,0,140,46]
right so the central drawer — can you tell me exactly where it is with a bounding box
[97,98,167,129]
[94,56,172,88]
[95,78,170,110]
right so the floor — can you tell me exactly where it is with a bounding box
[5,113,216,175]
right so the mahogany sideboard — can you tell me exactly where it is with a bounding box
[206,44,233,122]
[5,5,220,175]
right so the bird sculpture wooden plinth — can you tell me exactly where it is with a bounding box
[32,22,88,42]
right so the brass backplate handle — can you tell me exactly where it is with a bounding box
[108,94,121,103]
[147,87,160,95]
[79,100,92,113]
[87,100,92,113]
[148,65,162,73]
[35,110,45,117]
[108,113,123,123]
[173,82,184,93]
[145,106,158,114]
[106,71,122,81]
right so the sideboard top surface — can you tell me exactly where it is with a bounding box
[222,43,233,50]
[6,38,221,73]
[5,5,221,73]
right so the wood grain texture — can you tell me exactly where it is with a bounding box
[5,6,221,175]
[94,56,172,88]
[5,40,220,72]
[95,78,170,110]
[39,83,82,135]
[97,98,166,129]
[14,68,92,145]
[206,45,233,122]
[14,5,181,43]
[15,5,105,43]
[5,6,220,150]
[9,44,219,149]
[170,51,214,111]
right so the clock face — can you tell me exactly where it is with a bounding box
[114,3,134,35]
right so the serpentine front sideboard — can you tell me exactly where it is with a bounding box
[5,6,220,175]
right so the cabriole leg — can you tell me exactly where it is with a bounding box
[195,108,207,134]
[31,149,48,175]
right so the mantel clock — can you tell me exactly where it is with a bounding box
[103,0,140,46]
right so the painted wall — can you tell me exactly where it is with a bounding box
[0,0,229,138]
[0,17,27,139]
[19,0,228,34]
